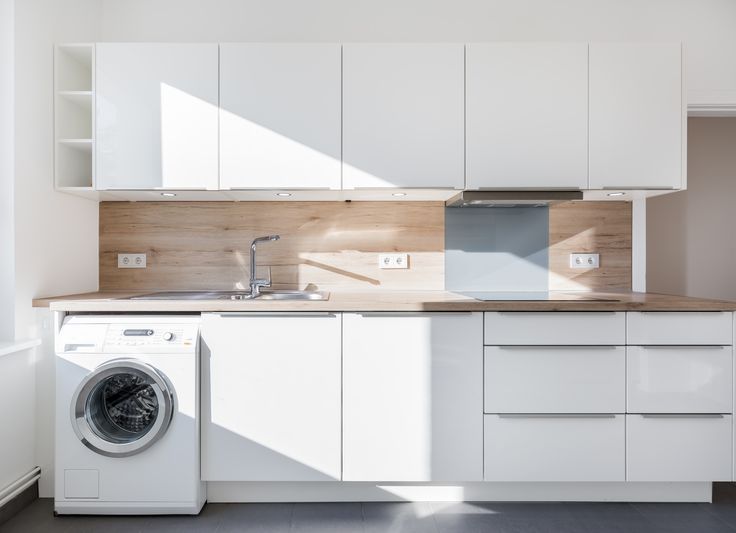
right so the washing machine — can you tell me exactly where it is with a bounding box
[54,315,205,515]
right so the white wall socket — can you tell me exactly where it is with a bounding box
[118,253,147,269]
[570,253,600,269]
[378,253,409,269]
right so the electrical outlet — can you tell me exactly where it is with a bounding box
[118,253,147,269]
[570,253,600,269]
[378,253,409,269]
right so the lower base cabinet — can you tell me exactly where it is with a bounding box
[201,312,342,481]
[484,414,625,482]
[342,312,483,482]
[626,414,733,482]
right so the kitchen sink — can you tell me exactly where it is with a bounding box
[126,290,329,301]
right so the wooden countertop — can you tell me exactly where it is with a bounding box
[32,290,736,312]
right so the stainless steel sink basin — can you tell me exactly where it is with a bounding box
[126,290,329,301]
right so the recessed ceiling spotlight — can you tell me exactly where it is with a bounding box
[392,192,407,197]
[275,192,292,197]
[606,192,626,197]
[160,192,177,197]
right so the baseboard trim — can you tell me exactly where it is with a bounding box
[207,481,712,503]
[0,468,40,526]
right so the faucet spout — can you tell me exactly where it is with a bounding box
[249,235,280,297]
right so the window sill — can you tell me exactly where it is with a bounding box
[0,339,42,359]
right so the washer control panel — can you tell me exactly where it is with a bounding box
[104,325,196,352]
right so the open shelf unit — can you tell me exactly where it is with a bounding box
[54,44,95,190]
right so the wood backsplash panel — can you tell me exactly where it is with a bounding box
[549,201,632,291]
[99,201,445,291]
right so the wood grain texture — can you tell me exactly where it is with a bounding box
[549,201,632,291]
[35,290,736,312]
[99,202,445,291]
[99,200,632,292]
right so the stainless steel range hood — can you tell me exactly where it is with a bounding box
[446,190,583,208]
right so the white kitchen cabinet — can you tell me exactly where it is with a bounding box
[627,414,732,481]
[342,312,483,481]
[484,312,625,346]
[342,44,465,189]
[466,43,588,190]
[96,43,219,190]
[627,312,733,345]
[201,313,342,481]
[484,346,625,413]
[627,346,733,414]
[589,43,684,190]
[484,414,625,481]
[219,44,341,190]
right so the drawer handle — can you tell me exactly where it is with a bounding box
[355,312,474,317]
[634,345,727,349]
[640,414,726,419]
[210,312,337,318]
[497,414,617,419]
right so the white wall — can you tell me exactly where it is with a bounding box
[0,0,14,341]
[647,118,736,301]
[98,0,736,106]
[13,0,100,496]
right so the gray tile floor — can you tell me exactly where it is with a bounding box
[5,484,736,532]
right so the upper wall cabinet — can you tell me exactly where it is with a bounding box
[96,43,219,190]
[466,43,588,190]
[589,43,684,190]
[342,44,465,189]
[219,44,342,190]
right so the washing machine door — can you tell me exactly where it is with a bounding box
[71,359,175,458]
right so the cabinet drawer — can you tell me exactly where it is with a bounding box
[484,312,625,345]
[484,346,625,413]
[627,312,733,345]
[626,414,732,481]
[627,346,733,414]
[484,414,625,481]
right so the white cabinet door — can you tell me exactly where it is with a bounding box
[342,44,465,189]
[343,312,483,481]
[627,414,732,481]
[484,414,625,481]
[589,43,683,190]
[627,312,733,345]
[96,43,219,190]
[466,43,588,190]
[627,346,733,414]
[219,44,341,190]
[484,346,625,413]
[201,313,342,481]
[484,312,626,346]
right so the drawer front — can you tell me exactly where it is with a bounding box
[626,414,732,481]
[627,346,733,414]
[484,346,625,413]
[484,312,625,345]
[627,312,733,345]
[484,414,625,481]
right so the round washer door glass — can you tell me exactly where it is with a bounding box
[72,360,175,457]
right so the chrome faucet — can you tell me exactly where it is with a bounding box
[249,235,280,297]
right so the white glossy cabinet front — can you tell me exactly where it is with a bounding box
[342,312,483,481]
[484,312,625,345]
[201,313,342,481]
[627,346,733,414]
[484,346,625,413]
[627,312,733,345]
[342,44,465,189]
[627,415,732,481]
[466,43,588,190]
[219,44,341,190]
[96,43,219,190]
[589,43,683,190]
[484,414,625,481]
